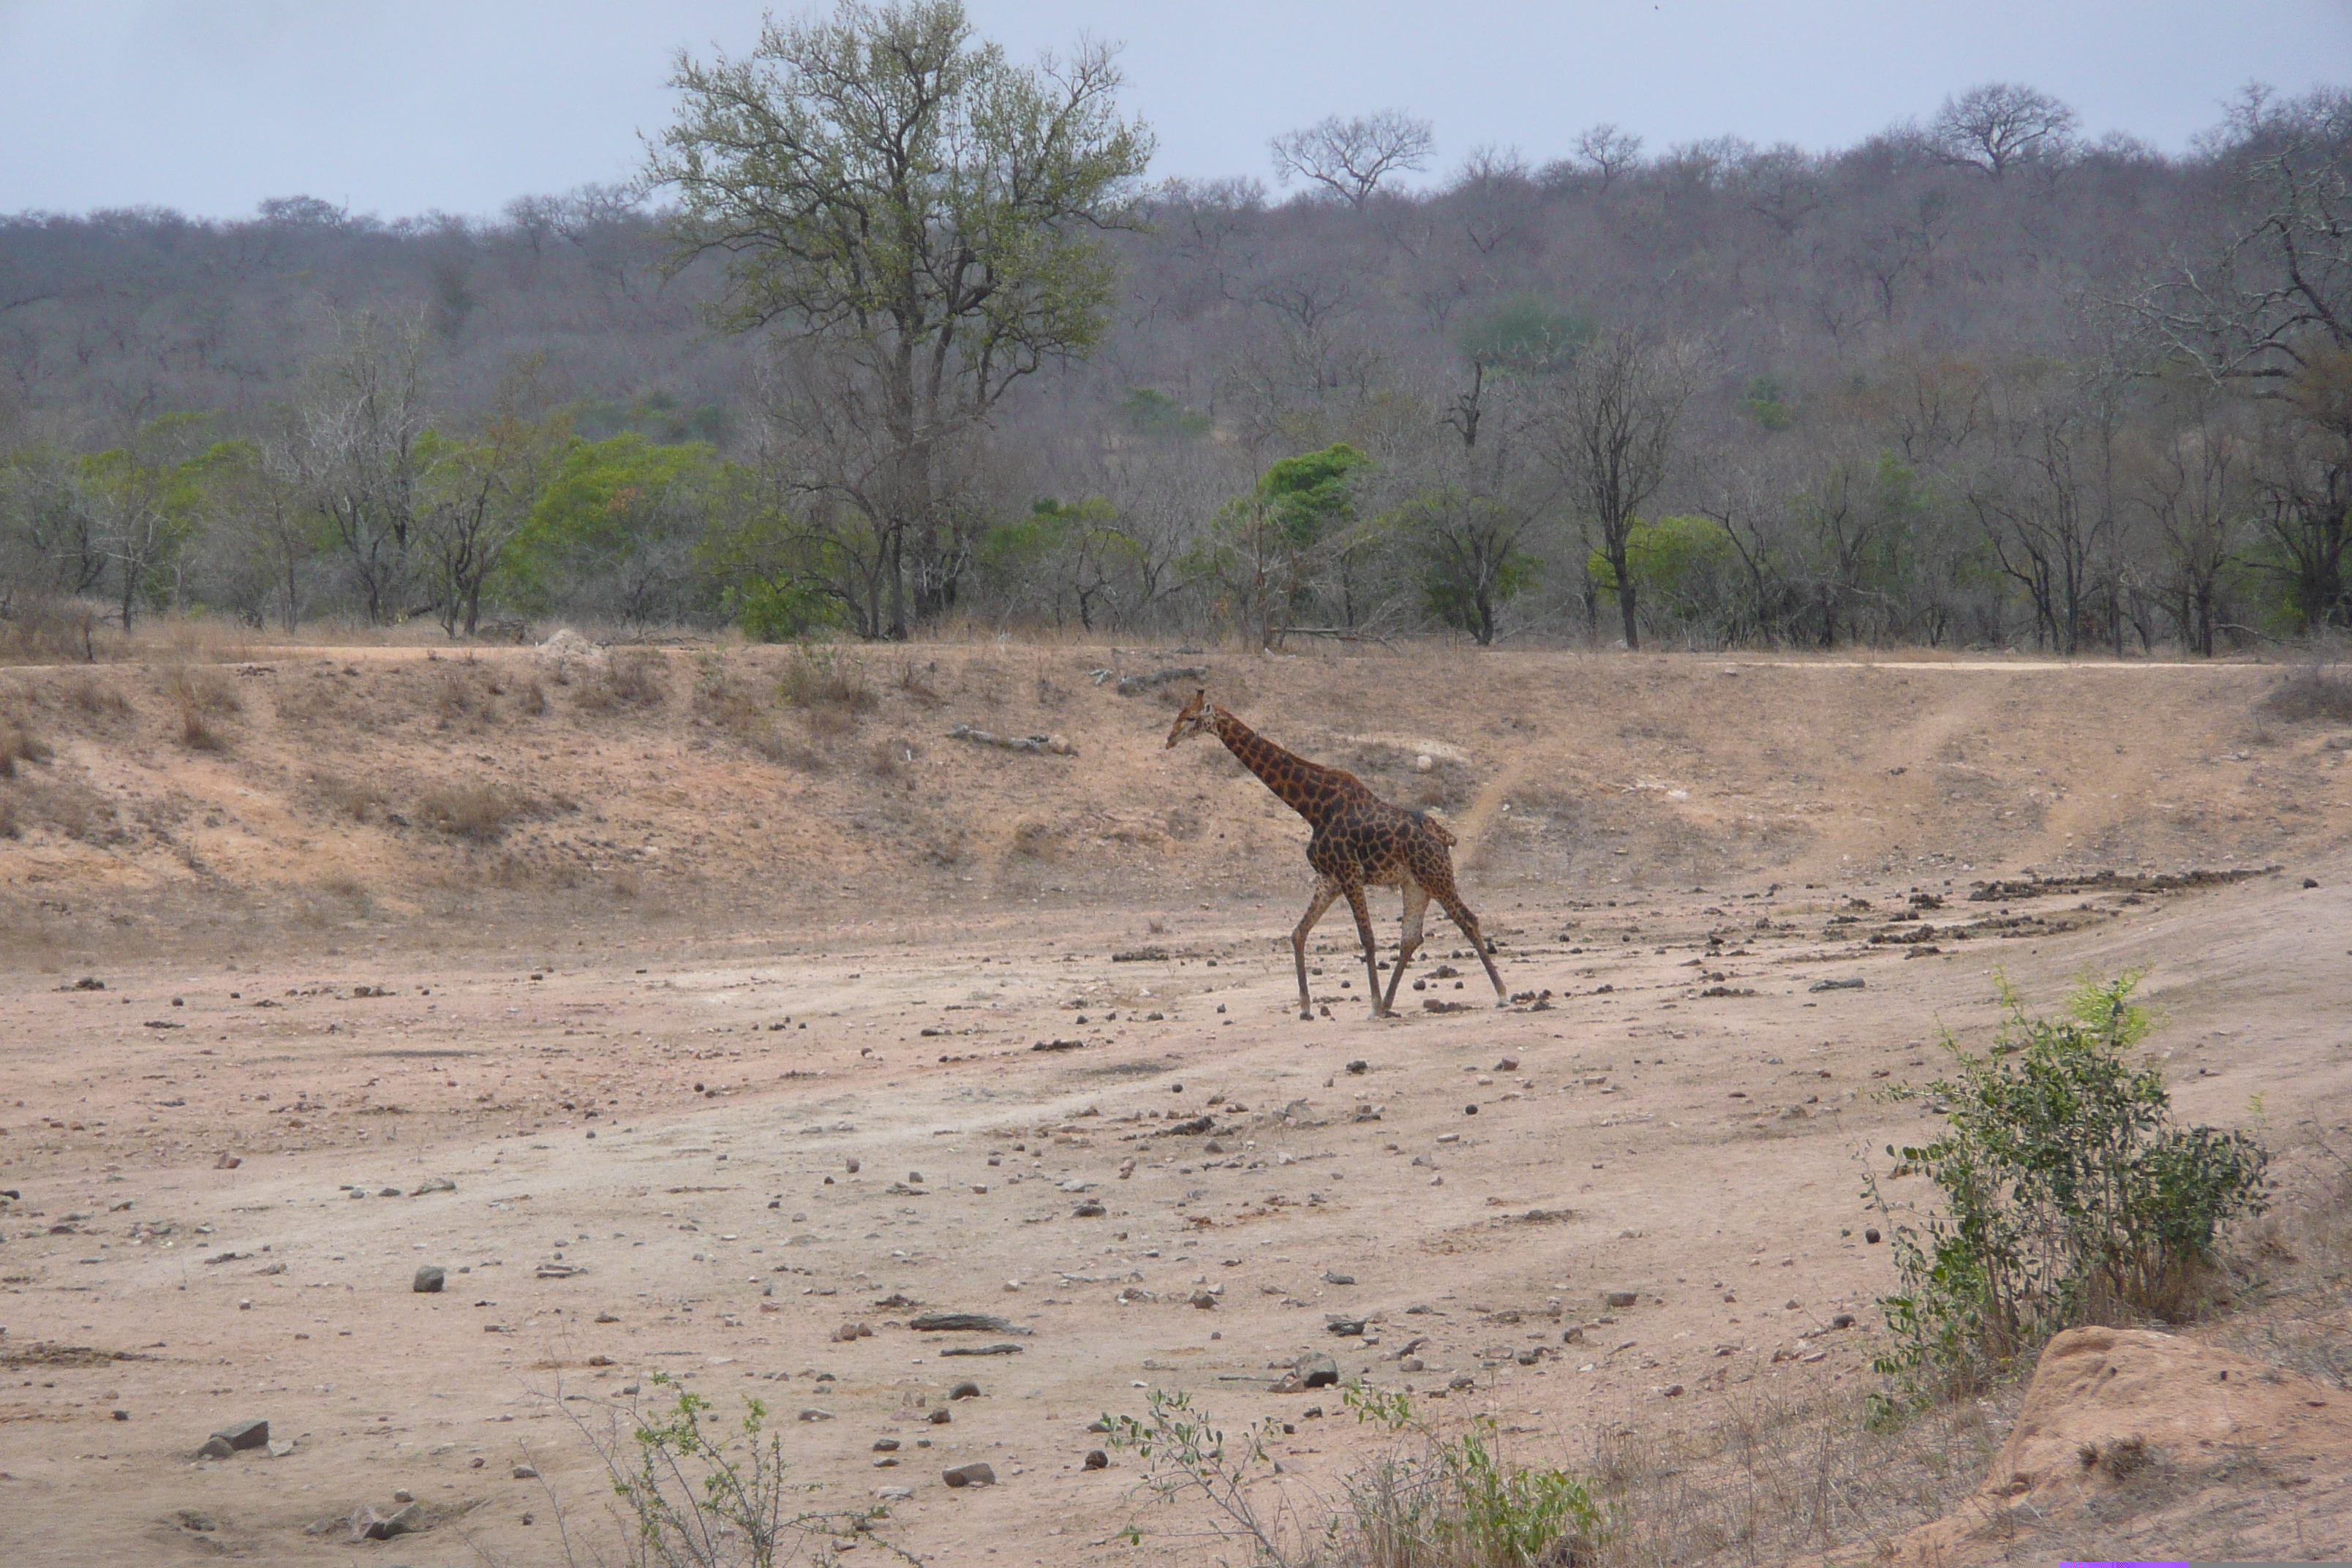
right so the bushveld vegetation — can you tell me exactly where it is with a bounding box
[1863,973,2272,1403]
[2,6,2347,655]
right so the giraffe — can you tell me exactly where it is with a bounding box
[1166,690,1507,1020]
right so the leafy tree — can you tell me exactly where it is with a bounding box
[646,0,1153,638]
[1458,297,1591,378]
[76,414,211,629]
[415,391,568,637]
[1403,485,1539,644]
[980,497,1146,630]
[1586,514,1735,630]
[505,433,727,628]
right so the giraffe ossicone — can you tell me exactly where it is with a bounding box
[1166,689,1507,1020]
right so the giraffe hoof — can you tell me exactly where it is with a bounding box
[1298,1010,1313,1022]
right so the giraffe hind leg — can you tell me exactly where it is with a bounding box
[1434,885,1509,1003]
[1382,883,1431,1014]
[1291,879,1341,1020]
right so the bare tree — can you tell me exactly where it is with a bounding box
[1270,110,1436,207]
[290,312,429,625]
[2141,86,2352,627]
[1569,123,1645,192]
[1542,329,1702,649]
[1929,83,2079,178]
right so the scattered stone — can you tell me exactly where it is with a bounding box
[1662,1384,1685,1398]
[2304,878,2320,889]
[941,1343,1022,1357]
[513,1464,538,1480]
[1084,1448,1109,1470]
[1346,1060,1369,1074]
[1602,1291,1637,1309]
[874,1438,901,1452]
[1865,1227,1882,1245]
[1463,1104,1479,1115]
[1831,1313,1856,1330]
[1322,1271,1355,1286]
[213,1419,268,1452]
[1325,1316,1367,1337]
[927,1407,951,1425]
[1494,1056,1518,1071]
[212,1153,241,1170]
[112,1408,129,1421]
[845,1157,860,1174]
[1447,1374,1475,1391]
[949,1381,981,1400]
[1189,1291,1218,1311]
[350,1502,426,1542]
[1073,1201,1107,1218]
[943,1462,997,1488]
[410,1177,457,1196]
[1296,1353,1340,1388]
[587,1354,615,1367]
[832,1322,873,1341]
[1809,978,1866,992]
[267,1439,294,1458]
[196,1436,234,1460]
[412,1266,445,1294]
[798,1409,835,1422]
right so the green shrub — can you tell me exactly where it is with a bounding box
[584,1377,892,1567]
[1864,972,2269,1400]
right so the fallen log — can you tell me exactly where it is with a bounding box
[946,723,1075,756]
[1114,664,1208,696]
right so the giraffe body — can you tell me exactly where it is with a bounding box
[1166,690,1507,1019]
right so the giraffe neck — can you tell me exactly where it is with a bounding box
[1211,707,1349,826]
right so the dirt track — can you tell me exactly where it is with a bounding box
[1,643,2348,1564]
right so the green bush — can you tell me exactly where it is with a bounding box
[1864,972,2269,1399]
[589,1376,892,1567]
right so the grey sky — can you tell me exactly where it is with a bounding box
[1,1,2345,219]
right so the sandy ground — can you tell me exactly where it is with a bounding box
[1,642,2349,1565]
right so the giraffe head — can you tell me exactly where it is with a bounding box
[1165,688,1215,749]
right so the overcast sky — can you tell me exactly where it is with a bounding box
[1,1,2345,219]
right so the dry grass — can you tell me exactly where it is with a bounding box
[163,664,240,751]
[2209,1130,2352,1392]
[2261,662,2352,725]
[0,723,51,778]
[309,771,391,824]
[62,674,132,720]
[576,649,669,712]
[1580,1382,2015,1568]
[415,783,524,843]
[0,599,101,665]
[163,664,241,717]
[778,646,875,715]
[518,677,548,717]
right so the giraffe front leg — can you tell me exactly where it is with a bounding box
[1437,891,1510,1004]
[1292,880,1340,1021]
[1341,881,1386,1019]
[1382,883,1430,1014]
